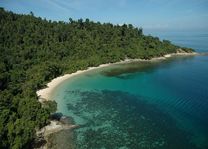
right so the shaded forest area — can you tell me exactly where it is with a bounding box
[0,8,193,149]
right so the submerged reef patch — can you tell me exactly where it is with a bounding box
[65,90,199,149]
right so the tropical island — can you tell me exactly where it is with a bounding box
[0,8,195,149]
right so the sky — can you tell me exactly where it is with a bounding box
[0,0,208,31]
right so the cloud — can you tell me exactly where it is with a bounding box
[44,0,73,13]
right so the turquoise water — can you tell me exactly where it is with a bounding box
[51,31,208,149]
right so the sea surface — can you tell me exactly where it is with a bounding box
[51,31,208,149]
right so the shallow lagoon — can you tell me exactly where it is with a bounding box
[51,32,208,149]
[51,55,208,149]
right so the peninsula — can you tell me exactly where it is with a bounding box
[0,8,194,149]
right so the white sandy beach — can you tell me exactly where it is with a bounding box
[35,51,197,149]
[36,51,197,103]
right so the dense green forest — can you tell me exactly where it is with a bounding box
[0,8,193,149]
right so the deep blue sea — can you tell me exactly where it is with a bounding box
[51,31,208,149]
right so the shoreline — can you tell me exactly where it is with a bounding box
[35,51,197,149]
[36,52,197,103]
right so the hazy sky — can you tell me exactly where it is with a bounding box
[0,0,208,31]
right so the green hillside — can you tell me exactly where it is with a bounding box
[0,8,194,149]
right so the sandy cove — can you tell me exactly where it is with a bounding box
[36,63,112,102]
[36,52,198,103]
[35,51,198,149]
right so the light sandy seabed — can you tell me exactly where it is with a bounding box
[36,52,198,102]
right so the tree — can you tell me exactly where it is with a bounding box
[0,8,194,148]
[30,11,34,16]
[138,27,143,36]
[43,100,57,114]
[69,17,73,23]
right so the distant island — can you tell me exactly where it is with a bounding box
[0,8,194,149]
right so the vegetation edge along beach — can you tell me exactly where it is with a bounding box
[36,51,197,148]
[0,8,196,149]
[37,51,197,102]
